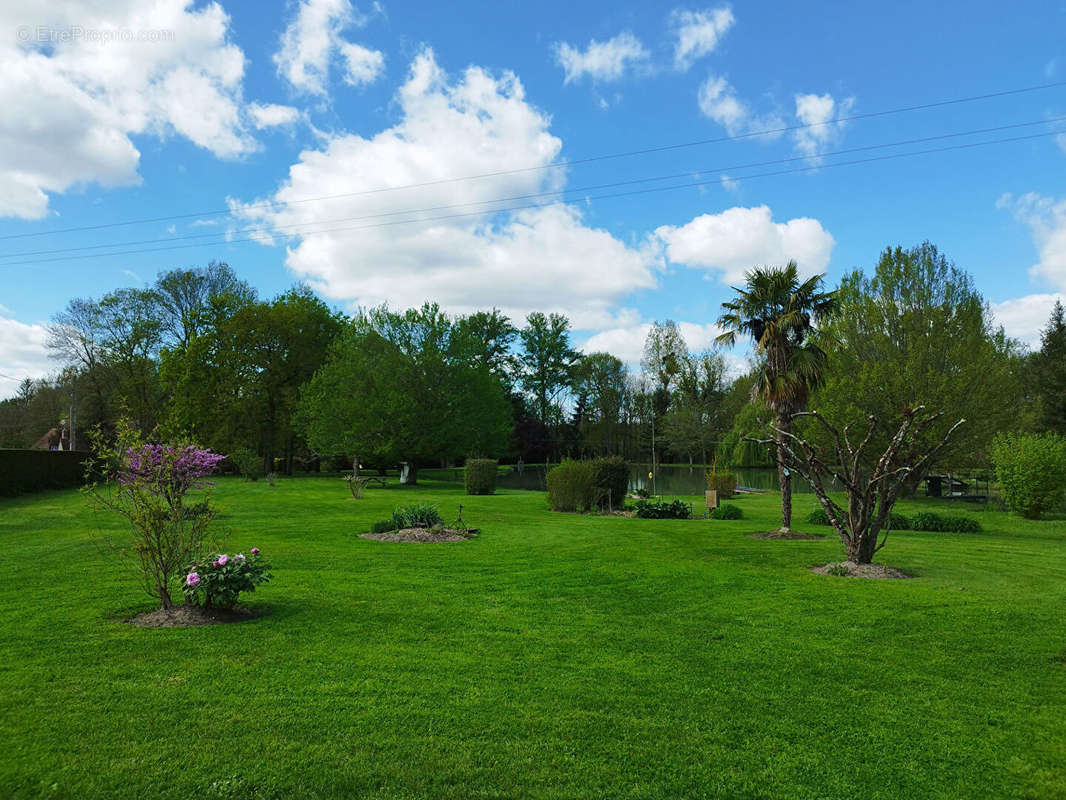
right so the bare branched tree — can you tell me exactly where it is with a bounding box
[754,406,965,563]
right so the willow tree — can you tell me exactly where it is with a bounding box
[717,262,837,533]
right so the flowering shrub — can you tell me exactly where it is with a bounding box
[184,549,271,609]
[85,419,224,610]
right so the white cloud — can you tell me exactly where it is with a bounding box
[697,76,784,138]
[580,320,748,376]
[248,102,302,129]
[0,0,256,219]
[0,315,52,396]
[553,32,649,85]
[671,7,735,71]
[235,48,660,328]
[990,293,1065,348]
[339,41,384,86]
[654,205,835,284]
[274,0,383,95]
[792,92,855,159]
[719,174,739,192]
[1000,192,1066,291]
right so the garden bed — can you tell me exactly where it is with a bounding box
[749,530,825,540]
[362,527,478,543]
[811,561,911,579]
[127,604,260,627]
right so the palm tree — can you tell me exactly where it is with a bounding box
[716,262,837,533]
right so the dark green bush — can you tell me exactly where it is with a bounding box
[912,512,981,533]
[546,460,599,511]
[0,450,88,496]
[230,448,260,481]
[991,432,1066,519]
[710,503,743,520]
[465,458,498,495]
[806,507,830,526]
[391,503,443,529]
[591,456,629,509]
[705,470,737,499]
[635,498,692,519]
[369,519,394,533]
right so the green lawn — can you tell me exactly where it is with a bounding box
[1,479,1065,799]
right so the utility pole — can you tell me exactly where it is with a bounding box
[69,376,77,451]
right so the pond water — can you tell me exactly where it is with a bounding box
[428,463,822,494]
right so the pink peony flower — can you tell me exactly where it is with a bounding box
[218,554,229,566]
[212,560,220,567]
[250,548,259,555]
[186,572,200,587]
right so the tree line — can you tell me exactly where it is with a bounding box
[1,243,1064,480]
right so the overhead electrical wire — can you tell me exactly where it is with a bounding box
[3,126,1062,268]
[0,79,1063,242]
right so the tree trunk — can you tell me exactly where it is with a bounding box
[847,531,878,564]
[401,462,418,485]
[775,409,792,532]
[351,454,359,479]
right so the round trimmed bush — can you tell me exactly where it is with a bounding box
[465,459,498,495]
[710,503,743,520]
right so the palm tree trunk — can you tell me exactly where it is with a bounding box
[775,409,792,532]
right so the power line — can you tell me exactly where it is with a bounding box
[3,127,1060,269]
[1,79,1063,242]
[3,115,1063,262]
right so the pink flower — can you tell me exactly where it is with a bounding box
[218,554,229,566]
[212,560,220,567]
[186,572,200,587]
[236,553,245,561]
[250,548,259,555]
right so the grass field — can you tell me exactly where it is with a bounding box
[1,479,1065,799]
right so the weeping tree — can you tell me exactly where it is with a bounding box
[717,262,837,533]
[761,406,965,563]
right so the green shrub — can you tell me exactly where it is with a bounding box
[806,507,910,530]
[912,512,981,533]
[991,432,1066,519]
[183,549,271,609]
[710,503,743,520]
[634,498,692,519]
[369,519,394,533]
[806,507,830,526]
[391,503,443,529]
[231,448,260,481]
[546,460,599,512]
[465,459,498,495]
[705,469,737,499]
[591,456,630,509]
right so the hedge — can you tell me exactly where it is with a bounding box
[912,512,981,533]
[591,456,629,510]
[0,450,89,496]
[706,470,737,499]
[546,460,599,512]
[465,459,498,495]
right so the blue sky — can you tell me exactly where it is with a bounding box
[1,0,1064,393]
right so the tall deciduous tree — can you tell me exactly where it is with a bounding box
[519,312,576,429]
[717,262,836,533]
[814,242,1025,471]
[298,304,513,484]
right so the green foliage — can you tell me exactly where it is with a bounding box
[298,304,513,479]
[0,450,88,495]
[705,469,737,499]
[806,506,911,530]
[826,563,852,577]
[231,447,260,481]
[815,242,1025,469]
[183,549,271,610]
[710,503,743,520]
[991,432,1066,518]
[546,459,599,512]
[635,498,692,519]
[465,459,498,495]
[718,400,775,467]
[369,519,395,534]
[520,312,577,425]
[391,503,443,529]
[912,512,982,533]
[1031,301,1066,435]
[591,456,629,509]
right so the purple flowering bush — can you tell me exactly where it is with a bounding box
[183,549,271,609]
[85,419,224,610]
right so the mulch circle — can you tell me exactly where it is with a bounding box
[361,527,478,543]
[811,561,912,580]
[127,605,260,628]
[748,530,826,540]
